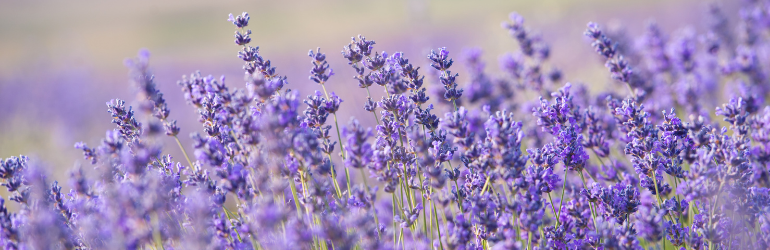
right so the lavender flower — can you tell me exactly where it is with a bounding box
[428,47,463,106]
[107,99,142,143]
[5,6,770,250]
[308,48,334,84]
[343,118,373,169]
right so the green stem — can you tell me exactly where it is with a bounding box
[526,232,532,250]
[173,135,194,168]
[651,170,676,222]
[399,166,414,211]
[250,233,261,250]
[547,193,558,221]
[454,179,465,214]
[364,86,381,125]
[151,212,165,250]
[479,175,492,195]
[419,174,430,238]
[393,192,398,250]
[321,85,353,199]
[673,178,684,222]
[289,176,303,218]
[433,199,445,250]
[327,155,344,199]
[223,207,243,242]
[344,167,352,198]
[358,168,381,239]
[578,171,599,237]
[555,169,568,227]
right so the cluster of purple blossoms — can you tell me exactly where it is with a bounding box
[3,2,770,250]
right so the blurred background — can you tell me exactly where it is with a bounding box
[0,0,739,179]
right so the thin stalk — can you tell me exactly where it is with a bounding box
[454,179,465,214]
[173,135,194,168]
[709,182,726,250]
[393,192,398,250]
[399,176,413,211]
[419,177,429,238]
[328,156,344,199]
[229,130,246,155]
[433,200,445,250]
[546,193,558,221]
[382,85,392,98]
[358,168,381,239]
[438,202,448,231]
[151,212,165,250]
[429,195,434,237]
[223,207,244,242]
[344,168,352,197]
[479,175,492,195]
[364,86,381,124]
[360,84,385,241]
[526,232,532,250]
[398,228,404,250]
[320,86,346,160]
[673,178,684,222]
[316,216,328,250]
[446,161,461,213]
[300,172,322,250]
[409,110,431,237]
[513,212,520,242]
[320,85,353,199]
[651,170,676,222]
[488,182,500,195]
[299,172,310,213]
[400,166,415,211]
[250,233,261,250]
[587,150,607,182]
[578,171,599,236]
[396,125,416,212]
[555,169,568,227]
[289,176,303,218]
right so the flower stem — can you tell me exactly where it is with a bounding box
[364,86,381,125]
[555,169,568,227]
[358,168,381,239]
[321,85,353,199]
[433,198,445,250]
[578,171,599,237]
[479,175,492,195]
[289,175,303,218]
[547,193,558,221]
[173,135,194,168]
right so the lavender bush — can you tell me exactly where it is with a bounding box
[2,2,770,250]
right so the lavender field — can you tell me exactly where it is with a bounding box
[0,0,766,249]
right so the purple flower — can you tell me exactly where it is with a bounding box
[428,48,463,104]
[503,13,550,59]
[8,4,770,249]
[234,29,252,45]
[302,91,330,128]
[308,48,334,84]
[584,22,617,59]
[598,183,640,225]
[555,125,589,171]
[228,12,250,28]
[106,99,142,143]
[343,119,373,169]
